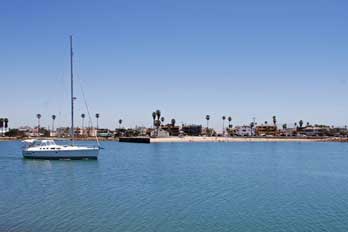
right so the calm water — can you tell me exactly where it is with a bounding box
[1,141,348,231]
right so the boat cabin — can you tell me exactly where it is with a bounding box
[23,139,57,148]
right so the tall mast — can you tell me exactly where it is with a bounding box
[70,35,74,145]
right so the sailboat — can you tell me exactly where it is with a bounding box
[22,36,100,160]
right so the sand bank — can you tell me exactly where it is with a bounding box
[150,136,327,143]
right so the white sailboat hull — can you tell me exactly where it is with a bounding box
[23,146,99,160]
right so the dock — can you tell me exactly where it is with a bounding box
[119,137,150,143]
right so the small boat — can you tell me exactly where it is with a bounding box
[22,36,100,160]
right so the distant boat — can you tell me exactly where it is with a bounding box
[22,36,100,160]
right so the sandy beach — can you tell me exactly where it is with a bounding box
[150,136,330,143]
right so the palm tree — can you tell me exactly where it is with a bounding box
[299,120,303,128]
[36,114,41,136]
[272,116,277,126]
[4,118,8,133]
[156,110,161,120]
[154,119,161,137]
[81,113,85,136]
[228,116,232,128]
[306,122,310,127]
[95,113,100,130]
[264,121,268,125]
[205,115,210,129]
[160,117,165,124]
[0,118,3,136]
[222,116,226,136]
[171,118,176,127]
[51,115,56,133]
[152,112,156,127]
[118,119,123,129]
[250,122,255,136]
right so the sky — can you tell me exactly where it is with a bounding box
[1,0,348,131]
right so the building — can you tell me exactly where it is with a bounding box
[150,129,170,137]
[50,131,57,137]
[302,126,330,137]
[56,127,70,137]
[181,124,202,136]
[87,128,98,137]
[256,125,277,136]
[330,127,348,137]
[17,126,32,137]
[279,128,297,136]
[235,126,253,136]
[134,126,148,136]
[161,124,180,136]
[78,127,89,137]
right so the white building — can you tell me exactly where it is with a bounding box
[303,126,330,136]
[235,126,253,136]
[151,129,170,138]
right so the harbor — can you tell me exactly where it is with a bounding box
[2,0,348,231]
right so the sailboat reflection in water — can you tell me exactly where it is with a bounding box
[22,36,100,160]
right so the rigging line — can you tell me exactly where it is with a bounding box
[74,64,100,147]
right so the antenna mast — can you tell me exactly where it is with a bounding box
[70,35,74,145]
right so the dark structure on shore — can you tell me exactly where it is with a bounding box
[161,124,180,136]
[119,137,150,143]
[181,124,202,136]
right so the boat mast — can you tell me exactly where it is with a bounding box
[70,35,74,145]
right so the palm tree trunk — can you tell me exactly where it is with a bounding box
[82,118,84,136]
[222,121,225,136]
[38,119,40,137]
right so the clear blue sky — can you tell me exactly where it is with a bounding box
[1,0,348,130]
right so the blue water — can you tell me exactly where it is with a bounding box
[1,141,348,231]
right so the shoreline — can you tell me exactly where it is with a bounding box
[1,136,347,143]
[150,136,328,143]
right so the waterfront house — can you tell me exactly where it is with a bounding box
[256,125,277,136]
[279,128,297,136]
[134,126,148,136]
[302,126,330,137]
[161,124,180,136]
[50,131,57,137]
[150,128,170,137]
[235,126,254,136]
[56,127,70,137]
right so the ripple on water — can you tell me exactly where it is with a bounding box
[2,141,348,231]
